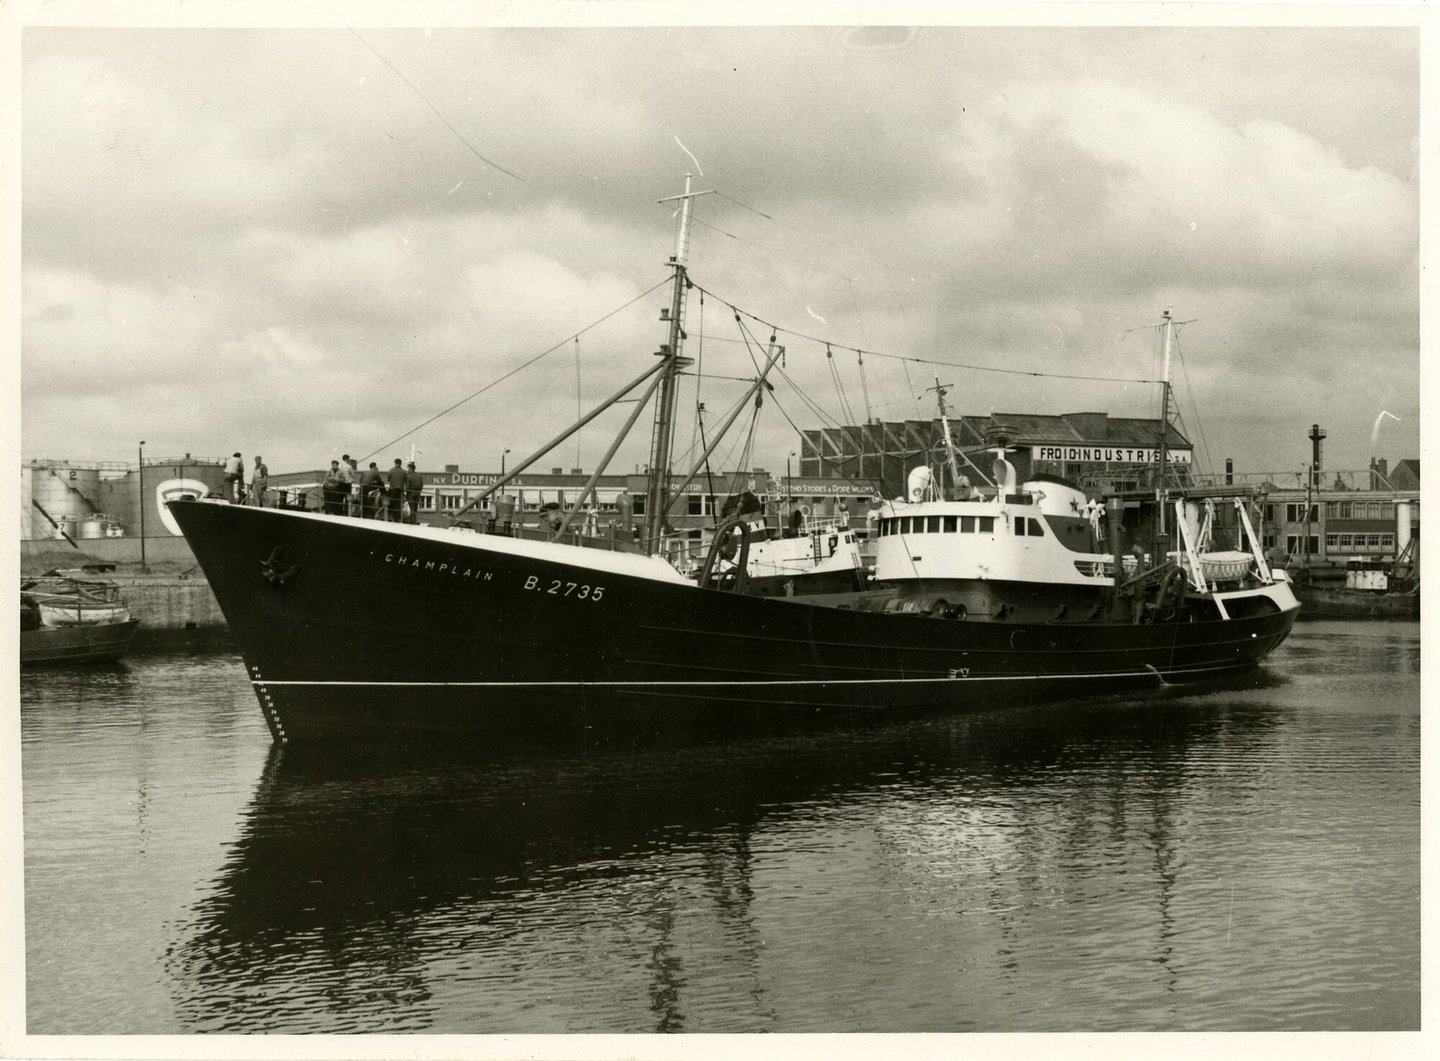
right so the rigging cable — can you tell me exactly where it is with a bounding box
[326,6,527,183]
[826,345,856,427]
[857,348,873,424]
[361,276,671,462]
[688,289,706,460]
[1173,330,1215,479]
[712,190,1144,335]
[688,280,1163,386]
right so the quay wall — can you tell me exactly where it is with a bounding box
[112,575,235,652]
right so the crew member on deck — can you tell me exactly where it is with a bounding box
[250,456,269,507]
[337,454,355,515]
[361,462,384,518]
[222,452,244,503]
[386,459,407,522]
[404,462,424,524]
[322,461,341,514]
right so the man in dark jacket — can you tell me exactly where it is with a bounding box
[386,458,407,522]
[404,462,424,524]
[360,462,385,519]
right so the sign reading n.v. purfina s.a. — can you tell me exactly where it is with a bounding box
[1031,445,1193,465]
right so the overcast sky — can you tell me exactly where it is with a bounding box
[13,4,1427,485]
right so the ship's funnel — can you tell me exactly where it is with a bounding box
[907,466,934,502]
[992,457,1016,495]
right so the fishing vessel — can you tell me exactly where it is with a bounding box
[20,567,141,665]
[1289,549,1419,620]
[168,176,1299,742]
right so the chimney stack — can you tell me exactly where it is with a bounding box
[1308,424,1326,488]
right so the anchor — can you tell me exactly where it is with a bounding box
[260,545,300,586]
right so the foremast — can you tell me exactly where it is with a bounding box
[645,174,710,551]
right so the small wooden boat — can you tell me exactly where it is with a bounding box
[20,567,140,665]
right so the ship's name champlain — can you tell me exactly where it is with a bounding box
[379,551,494,580]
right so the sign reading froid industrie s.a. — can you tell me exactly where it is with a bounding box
[1031,446,1193,465]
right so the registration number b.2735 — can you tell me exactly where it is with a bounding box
[523,575,606,601]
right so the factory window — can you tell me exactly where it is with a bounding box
[438,492,464,511]
[631,495,646,516]
[416,494,435,512]
[686,494,716,516]
[1336,502,1352,519]
[1285,503,1319,523]
[1286,534,1319,555]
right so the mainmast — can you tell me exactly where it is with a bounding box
[1155,308,1174,500]
[645,174,710,551]
[927,377,963,497]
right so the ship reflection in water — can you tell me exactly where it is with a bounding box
[20,622,1419,1034]
[161,633,1417,1033]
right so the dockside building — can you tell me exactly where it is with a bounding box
[799,412,1193,499]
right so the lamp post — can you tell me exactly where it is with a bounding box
[138,441,147,571]
[501,448,511,476]
[787,451,795,501]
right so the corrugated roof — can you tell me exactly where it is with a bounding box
[964,413,1190,447]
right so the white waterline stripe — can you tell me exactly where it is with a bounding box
[254,667,1239,689]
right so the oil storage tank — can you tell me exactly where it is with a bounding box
[29,460,102,535]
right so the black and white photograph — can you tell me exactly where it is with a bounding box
[4,1,1429,1056]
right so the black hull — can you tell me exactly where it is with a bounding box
[167,500,1297,741]
[20,619,140,665]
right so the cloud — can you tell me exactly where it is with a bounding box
[17,25,1422,477]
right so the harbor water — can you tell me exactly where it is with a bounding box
[19,620,1420,1034]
